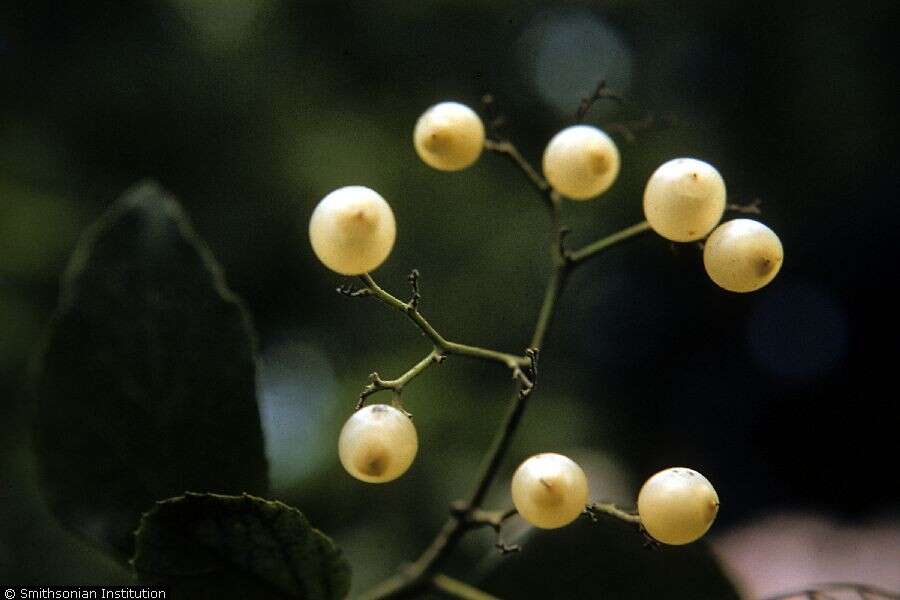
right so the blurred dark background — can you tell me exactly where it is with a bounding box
[1,0,897,596]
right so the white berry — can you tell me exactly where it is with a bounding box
[413,102,485,171]
[643,158,726,242]
[308,186,396,275]
[338,404,418,483]
[704,219,783,293]
[542,125,620,200]
[511,453,589,529]
[637,467,719,545]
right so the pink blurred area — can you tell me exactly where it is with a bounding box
[712,513,900,600]
[711,512,900,599]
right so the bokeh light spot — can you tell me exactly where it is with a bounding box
[258,335,336,491]
[747,282,848,382]
[517,9,633,117]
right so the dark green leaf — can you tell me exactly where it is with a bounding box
[133,493,350,600]
[1,409,133,584]
[476,516,740,600]
[32,181,269,559]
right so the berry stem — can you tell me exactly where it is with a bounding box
[359,273,531,371]
[562,197,762,267]
[574,79,624,123]
[483,138,559,213]
[530,263,566,351]
[357,350,443,409]
[432,574,502,600]
[360,123,654,600]
[567,220,652,264]
[458,507,517,530]
[584,502,642,525]
[726,198,762,214]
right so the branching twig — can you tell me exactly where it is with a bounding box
[358,273,530,373]
[451,505,521,554]
[452,506,517,529]
[358,92,679,600]
[358,204,652,600]
[728,197,762,214]
[575,79,624,123]
[353,271,533,416]
[510,348,538,400]
[407,268,421,309]
[336,283,371,298]
[481,94,507,141]
[604,113,675,144]
[483,138,558,213]
[356,350,444,409]
[573,79,674,143]
[481,94,560,216]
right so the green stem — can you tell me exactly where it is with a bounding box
[463,507,517,529]
[567,205,756,266]
[530,264,566,351]
[363,268,567,600]
[360,274,529,370]
[442,341,526,370]
[567,221,651,264]
[358,349,442,407]
[585,502,641,525]
[359,143,655,600]
[390,350,442,389]
[467,392,528,509]
[483,139,556,213]
[432,574,502,600]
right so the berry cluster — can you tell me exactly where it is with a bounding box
[310,99,781,545]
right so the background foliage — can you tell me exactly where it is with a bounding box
[1,0,896,597]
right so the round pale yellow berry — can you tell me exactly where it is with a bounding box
[338,404,418,483]
[643,158,726,242]
[511,453,589,529]
[308,186,396,275]
[637,467,719,545]
[413,102,485,171]
[703,219,783,293]
[542,125,620,200]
